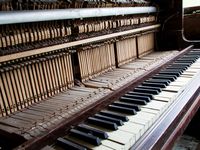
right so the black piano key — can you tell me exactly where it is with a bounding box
[127,91,153,100]
[166,67,186,74]
[152,75,176,82]
[172,62,191,67]
[177,57,195,60]
[108,105,137,115]
[94,114,124,126]
[123,93,151,102]
[163,69,184,73]
[182,54,199,57]
[170,62,191,67]
[87,117,118,130]
[133,87,159,95]
[142,82,166,88]
[100,110,129,122]
[187,53,200,57]
[187,51,200,54]
[158,71,181,77]
[145,79,170,86]
[76,124,109,139]
[69,129,101,146]
[152,75,176,81]
[172,61,192,65]
[176,59,195,63]
[183,58,198,61]
[168,64,189,69]
[166,66,187,71]
[112,101,141,111]
[137,85,162,92]
[174,62,192,66]
[120,97,147,105]
[123,94,151,102]
[56,137,87,150]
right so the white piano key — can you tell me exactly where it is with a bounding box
[65,136,114,150]
[101,140,125,150]
[128,117,150,130]
[86,124,135,150]
[153,96,171,102]
[185,68,199,73]
[92,145,113,150]
[107,130,135,149]
[142,100,167,113]
[127,110,156,125]
[169,80,187,86]
[162,85,182,92]
[153,91,177,101]
[118,122,144,140]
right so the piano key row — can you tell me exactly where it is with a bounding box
[51,50,200,150]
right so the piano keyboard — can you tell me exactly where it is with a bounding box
[48,50,200,150]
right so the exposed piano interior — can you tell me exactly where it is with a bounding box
[0,0,200,150]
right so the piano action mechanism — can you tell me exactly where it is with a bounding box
[0,0,200,150]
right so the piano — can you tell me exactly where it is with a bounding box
[0,0,200,150]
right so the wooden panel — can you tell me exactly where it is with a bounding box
[138,32,154,57]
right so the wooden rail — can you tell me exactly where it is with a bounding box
[0,24,160,63]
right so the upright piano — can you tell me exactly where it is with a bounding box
[0,0,200,150]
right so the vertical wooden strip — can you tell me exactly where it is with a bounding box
[2,70,14,113]
[24,63,34,105]
[78,51,84,80]
[40,58,50,97]
[5,35,11,47]
[110,43,116,68]
[52,57,60,93]
[54,56,62,91]
[38,59,48,99]
[9,67,21,110]
[60,54,67,89]
[31,62,41,101]
[20,64,31,106]
[83,50,89,79]
[16,66,28,107]
[62,53,70,87]
[47,57,57,94]
[0,88,6,117]
[0,71,11,115]
[35,61,44,100]
[80,50,86,80]
[57,55,64,90]
[27,62,38,103]
[67,53,74,87]
[44,59,53,96]
[5,69,17,112]
[90,49,95,77]
[87,49,93,77]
